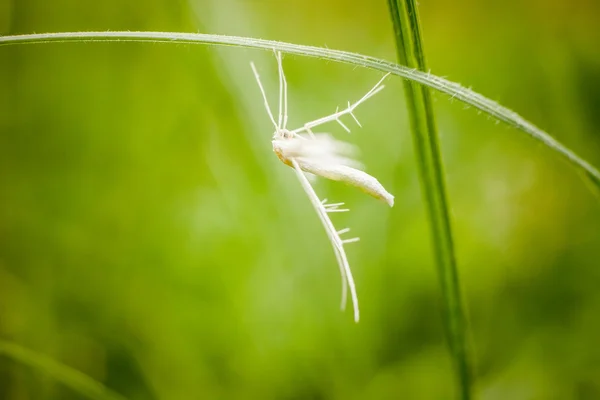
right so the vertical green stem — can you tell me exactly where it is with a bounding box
[386,0,473,398]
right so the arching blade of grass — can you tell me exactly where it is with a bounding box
[0,340,127,400]
[386,0,472,398]
[0,31,599,189]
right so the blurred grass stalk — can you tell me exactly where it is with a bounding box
[385,0,473,398]
[0,340,125,400]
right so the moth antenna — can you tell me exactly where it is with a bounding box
[275,51,283,129]
[291,159,360,322]
[250,62,278,131]
[274,51,289,130]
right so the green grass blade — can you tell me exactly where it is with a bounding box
[386,0,472,398]
[0,31,598,189]
[0,340,127,400]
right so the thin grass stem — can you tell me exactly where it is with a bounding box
[386,0,472,398]
[0,31,598,189]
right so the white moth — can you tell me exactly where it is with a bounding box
[250,51,394,322]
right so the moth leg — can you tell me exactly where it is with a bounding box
[291,159,360,322]
[274,50,289,130]
[290,73,390,135]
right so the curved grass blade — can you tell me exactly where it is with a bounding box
[0,31,598,189]
[0,340,127,400]
[387,0,472,398]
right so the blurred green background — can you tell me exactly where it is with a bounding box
[1,0,600,399]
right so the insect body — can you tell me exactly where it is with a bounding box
[251,52,393,322]
[272,136,394,206]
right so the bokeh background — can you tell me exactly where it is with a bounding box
[1,0,600,399]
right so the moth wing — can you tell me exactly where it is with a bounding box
[297,160,394,207]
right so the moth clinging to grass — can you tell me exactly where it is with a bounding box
[250,51,394,322]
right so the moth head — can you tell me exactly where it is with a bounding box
[273,128,294,140]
